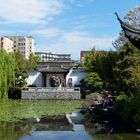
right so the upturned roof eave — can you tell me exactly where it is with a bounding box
[115,12,140,35]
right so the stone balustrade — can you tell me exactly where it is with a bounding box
[21,87,81,99]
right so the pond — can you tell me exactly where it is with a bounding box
[0,100,139,140]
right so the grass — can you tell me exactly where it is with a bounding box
[0,100,83,122]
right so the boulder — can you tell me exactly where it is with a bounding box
[84,92,104,108]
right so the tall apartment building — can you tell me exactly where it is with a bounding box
[0,37,13,53]
[6,36,35,59]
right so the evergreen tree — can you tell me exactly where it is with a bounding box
[114,42,140,96]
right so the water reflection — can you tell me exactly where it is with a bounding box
[0,121,34,140]
[20,115,92,140]
[85,126,140,140]
[0,115,139,140]
[0,100,139,140]
[0,115,92,140]
[22,124,92,140]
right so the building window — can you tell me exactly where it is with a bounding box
[68,78,72,87]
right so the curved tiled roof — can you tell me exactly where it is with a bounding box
[38,61,75,73]
[115,12,140,49]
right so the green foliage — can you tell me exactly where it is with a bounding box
[0,49,16,101]
[14,52,29,87]
[82,51,96,70]
[83,72,103,92]
[82,49,118,90]
[0,50,39,100]
[116,93,129,102]
[28,53,40,70]
[14,52,39,87]
[114,42,140,96]
[114,42,140,127]
[115,94,140,125]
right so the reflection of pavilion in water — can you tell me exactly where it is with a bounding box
[0,115,73,140]
[35,115,73,131]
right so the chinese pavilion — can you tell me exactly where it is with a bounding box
[115,12,140,49]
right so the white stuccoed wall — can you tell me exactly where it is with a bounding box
[27,71,42,87]
[27,69,88,87]
[66,69,88,87]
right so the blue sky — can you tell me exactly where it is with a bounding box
[0,0,139,60]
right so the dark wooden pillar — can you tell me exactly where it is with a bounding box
[44,73,47,87]
[42,73,46,87]
[42,73,44,87]
[64,73,67,87]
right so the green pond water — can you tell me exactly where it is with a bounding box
[0,100,139,140]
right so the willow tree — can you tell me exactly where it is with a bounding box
[0,49,16,101]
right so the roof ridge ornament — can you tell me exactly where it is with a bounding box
[115,12,123,24]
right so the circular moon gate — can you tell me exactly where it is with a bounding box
[49,76,61,87]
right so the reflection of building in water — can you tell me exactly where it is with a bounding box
[35,116,73,131]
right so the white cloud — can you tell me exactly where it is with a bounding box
[0,0,64,24]
[0,30,14,34]
[36,30,116,60]
[32,28,62,38]
[70,0,94,4]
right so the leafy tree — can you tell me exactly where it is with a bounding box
[114,42,140,96]
[82,49,118,90]
[83,72,103,92]
[82,50,96,70]
[14,52,40,87]
[14,52,29,87]
[28,53,40,70]
[0,50,40,100]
